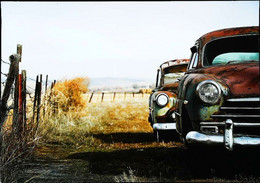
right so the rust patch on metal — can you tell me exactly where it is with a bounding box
[193,62,259,98]
[199,26,259,48]
[161,83,179,91]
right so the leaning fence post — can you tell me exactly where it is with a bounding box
[32,75,39,123]
[34,74,42,136]
[1,54,20,128]
[89,92,94,103]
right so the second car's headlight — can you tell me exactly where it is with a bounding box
[155,93,169,107]
[196,80,221,105]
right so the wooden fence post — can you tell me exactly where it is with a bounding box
[50,80,57,115]
[101,92,104,102]
[89,92,94,103]
[43,75,48,117]
[21,70,27,134]
[18,74,23,134]
[12,64,20,134]
[0,54,20,129]
[45,75,48,92]
[113,92,116,102]
[32,75,39,123]
[12,44,22,134]
[36,75,42,129]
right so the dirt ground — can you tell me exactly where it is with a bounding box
[3,131,260,183]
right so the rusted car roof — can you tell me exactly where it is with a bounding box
[159,59,190,91]
[160,59,190,70]
[198,26,259,47]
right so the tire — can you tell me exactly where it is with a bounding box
[181,107,192,146]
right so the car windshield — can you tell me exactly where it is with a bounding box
[163,72,184,85]
[203,35,259,66]
[212,52,259,65]
[161,64,187,85]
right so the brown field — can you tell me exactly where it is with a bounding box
[2,78,260,183]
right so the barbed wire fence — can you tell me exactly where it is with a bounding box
[0,45,57,182]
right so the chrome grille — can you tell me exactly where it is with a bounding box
[211,97,260,123]
[209,97,260,136]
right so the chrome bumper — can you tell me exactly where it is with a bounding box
[153,123,176,130]
[186,119,260,151]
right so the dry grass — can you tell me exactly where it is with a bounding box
[38,77,152,150]
[39,99,152,148]
[114,167,142,182]
[3,77,259,182]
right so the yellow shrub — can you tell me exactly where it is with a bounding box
[52,77,89,112]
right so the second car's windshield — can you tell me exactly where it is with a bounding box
[163,72,184,85]
[203,35,259,66]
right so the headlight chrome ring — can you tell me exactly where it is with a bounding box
[196,80,221,105]
[155,93,169,107]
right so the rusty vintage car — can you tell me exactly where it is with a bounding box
[148,59,189,142]
[175,26,260,150]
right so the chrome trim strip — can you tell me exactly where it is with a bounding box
[186,132,260,146]
[220,107,260,110]
[153,123,176,130]
[234,123,260,127]
[200,122,225,126]
[174,112,181,117]
[227,97,260,102]
[200,122,260,127]
[211,114,260,118]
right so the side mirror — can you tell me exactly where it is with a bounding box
[190,46,197,53]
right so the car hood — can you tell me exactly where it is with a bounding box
[192,62,259,98]
[161,82,179,91]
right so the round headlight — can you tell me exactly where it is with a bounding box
[196,80,221,105]
[156,93,169,107]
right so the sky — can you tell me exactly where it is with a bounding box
[1,1,259,82]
